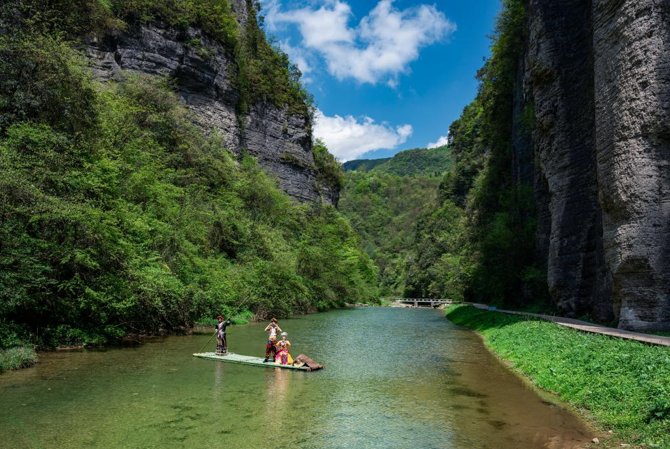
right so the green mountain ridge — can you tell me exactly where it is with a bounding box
[343,146,451,177]
[339,145,452,296]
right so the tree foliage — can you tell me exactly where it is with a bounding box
[312,139,344,192]
[340,169,442,296]
[404,0,547,307]
[0,32,376,348]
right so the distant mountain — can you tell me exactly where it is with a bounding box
[339,145,451,296]
[342,158,391,172]
[343,146,451,177]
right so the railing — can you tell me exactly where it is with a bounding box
[388,298,454,308]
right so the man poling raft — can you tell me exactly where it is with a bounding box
[214,315,232,355]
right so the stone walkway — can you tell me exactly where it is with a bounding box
[469,303,670,347]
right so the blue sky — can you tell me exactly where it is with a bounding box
[261,0,501,161]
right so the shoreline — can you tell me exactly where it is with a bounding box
[0,304,369,374]
[446,305,670,449]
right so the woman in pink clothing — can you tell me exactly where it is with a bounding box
[274,332,291,365]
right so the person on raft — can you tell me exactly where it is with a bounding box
[264,317,282,338]
[264,335,277,363]
[274,332,292,365]
[263,318,282,362]
[215,315,232,355]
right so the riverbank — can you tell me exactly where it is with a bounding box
[446,305,670,448]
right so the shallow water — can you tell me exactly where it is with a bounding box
[0,308,592,449]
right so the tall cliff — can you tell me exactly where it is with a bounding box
[86,1,338,205]
[520,0,669,330]
[419,0,668,331]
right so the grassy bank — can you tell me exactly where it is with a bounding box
[446,305,670,448]
[0,346,37,373]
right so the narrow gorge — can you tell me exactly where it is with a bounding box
[350,0,670,332]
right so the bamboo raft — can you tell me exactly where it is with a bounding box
[193,352,323,371]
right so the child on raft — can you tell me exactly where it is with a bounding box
[263,318,282,363]
[274,332,292,365]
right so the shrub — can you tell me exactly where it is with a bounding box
[0,346,38,373]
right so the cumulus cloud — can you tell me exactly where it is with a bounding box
[427,135,450,149]
[314,109,412,161]
[265,0,455,85]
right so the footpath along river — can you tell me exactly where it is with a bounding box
[0,308,593,449]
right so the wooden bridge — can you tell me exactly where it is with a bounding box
[391,298,453,308]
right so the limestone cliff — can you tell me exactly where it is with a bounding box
[519,0,669,330]
[86,5,337,205]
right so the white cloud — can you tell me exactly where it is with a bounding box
[314,109,412,161]
[265,0,455,85]
[427,135,450,149]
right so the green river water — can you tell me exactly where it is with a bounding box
[0,308,593,449]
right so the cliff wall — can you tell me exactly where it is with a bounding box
[86,13,337,205]
[520,0,669,330]
[592,0,670,330]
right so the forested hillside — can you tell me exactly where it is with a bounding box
[0,0,377,357]
[341,0,538,305]
[339,147,450,296]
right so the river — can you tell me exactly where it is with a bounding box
[0,308,593,449]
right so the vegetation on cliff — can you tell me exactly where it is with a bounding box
[448,305,670,447]
[341,0,536,305]
[0,0,312,118]
[0,2,377,353]
[313,139,345,192]
[403,0,547,307]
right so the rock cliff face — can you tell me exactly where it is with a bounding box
[86,13,337,205]
[520,0,669,330]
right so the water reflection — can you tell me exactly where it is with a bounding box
[213,361,225,398]
[261,368,292,440]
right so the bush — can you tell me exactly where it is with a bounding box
[0,346,38,372]
[313,139,344,191]
[0,35,97,135]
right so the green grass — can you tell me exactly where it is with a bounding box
[0,346,38,373]
[446,305,670,448]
